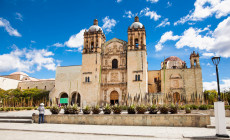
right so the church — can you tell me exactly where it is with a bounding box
[49,16,203,106]
[0,16,203,106]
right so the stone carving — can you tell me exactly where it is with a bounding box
[111,72,118,82]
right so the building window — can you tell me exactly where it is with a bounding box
[135,74,141,81]
[112,59,118,69]
[154,78,157,83]
[36,86,38,89]
[44,86,46,90]
[91,42,94,50]
[172,66,177,69]
[27,87,29,89]
[85,77,90,82]
[135,39,139,48]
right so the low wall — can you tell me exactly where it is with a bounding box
[32,114,210,127]
[178,109,230,117]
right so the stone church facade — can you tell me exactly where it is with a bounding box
[48,16,203,106]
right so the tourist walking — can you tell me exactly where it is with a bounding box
[37,103,45,124]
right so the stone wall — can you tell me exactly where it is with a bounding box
[18,80,55,91]
[32,114,210,127]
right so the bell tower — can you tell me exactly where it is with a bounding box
[83,19,106,54]
[81,19,106,106]
[127,16,148,97]
[127,16,146,50]
[190,51,200,68]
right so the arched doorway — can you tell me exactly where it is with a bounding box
[77,93,81,107]
[110,91,119,105]
[60,92,68,106]
[71,92,77,105]
[173,92,180,104]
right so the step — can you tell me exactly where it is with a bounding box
[0,119,33,123]
[0,116,32,119]
[206,125,230,129]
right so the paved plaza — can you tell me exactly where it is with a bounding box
[0,110,230,139]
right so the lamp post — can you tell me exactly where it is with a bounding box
[212,56,229,138]
[212,57,221,101]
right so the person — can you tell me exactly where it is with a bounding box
[37,103,45,124]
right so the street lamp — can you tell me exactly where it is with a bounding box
[212,57,221,101]
[212,56,229,138]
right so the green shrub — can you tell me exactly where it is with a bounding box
[199,105,208,110]
[50,105,61,114]
[160,105,168,114]
[112,104,122,114]
[190,104,199,110]
[127,104,136,114]
[64,105,80,114]
[169,104,178,114]
[208,105,214,109]
[121,105,128,110]
[83,105,91,114]
[92,105,101,114]
[103,104,112,114]
[15,107,20,111]
[45,106,51,109]
[185,107,191,113]
[225,105,230,110]
[148,104,158,114]
[0,108,3,111]
[136,105,147,114]
[5,107,10,111]
[26,107,33,110]
[179,105,185,110]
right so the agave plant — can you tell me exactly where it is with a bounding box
[148,104,158,114]
[127,104,136,114]
[83,105,91,114]
[169,103,178,114]
[50,105,61,114]
[112,104,122,114]
[103,104,112,114]
[160,105,168,114]
[185,107,191,113]
[136,105,147,114]
[92,105,101,114]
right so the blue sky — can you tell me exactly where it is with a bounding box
[0,0,230,91]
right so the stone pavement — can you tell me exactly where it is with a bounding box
[1,110,230,139]
[0,123,230,139]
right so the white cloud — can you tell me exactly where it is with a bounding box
[140,7,161,21]
[102,16,117,33]
[0,46,58,73]
[52,42,64,47]
[155,31,180,51]
[31,40,36,43]
[174,0,230,25]
[203,79,230,92]
[166,1,172,8]
[123,11,134,18]
[116,0,122,3]
[156,18,170,28]
[0,17,21,37]
[15,12,23,21]
[146,0,159,3]
[157,17,230,57]
[64,29,85,51]
[202,52,215,58]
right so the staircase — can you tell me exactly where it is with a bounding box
[0,116,33,123]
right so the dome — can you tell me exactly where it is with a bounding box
[130,16,144,29]
[88,19,103,32]
[88,25,103,32]
[10,72,28,76]
[165,56,184,63]
[130,22,143,29]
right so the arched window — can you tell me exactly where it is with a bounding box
[112,59,118,69]
[87,77,90,82]
[91,42,94,50]
[194,59,197,67]
[135,39,139,48]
